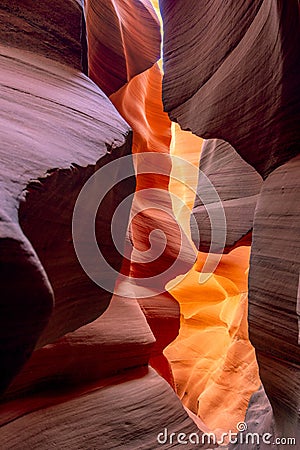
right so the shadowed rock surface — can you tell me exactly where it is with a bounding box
[1,0,299,447]
[161,0,300,441]
[86,0,161,96]
[0,0,85,70]
[0,2,205,448]
[160,0,300,177]
[249,155,300,438]
[0,44,133,392]
[191,139,262,253]
[1,368,201,450]
[1,294,155,403]
[228,385,276,450]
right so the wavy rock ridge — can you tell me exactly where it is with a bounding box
[0,0,299,448]
[161,0,300,443]
[0,1,200,448]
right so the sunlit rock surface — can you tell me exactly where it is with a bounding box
[0,1,201,447]
[160,0,300,178]
[110,63,195,291]
[1,0,299,447]
[110,59,196,391]
[166,126,260,435]
[165,246,260,435]
[160,0,300,442]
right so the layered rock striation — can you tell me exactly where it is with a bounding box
[160,0,300,178]
[160,0,300,441]
[191,139,262,253]
[0,42,134,393]
[0,1,202,448]
[1,0,299,448]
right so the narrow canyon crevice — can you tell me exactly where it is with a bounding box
[0,0,299,449]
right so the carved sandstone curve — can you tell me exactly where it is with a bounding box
[249,155,300,438]
[0,45,134,393]
[160,0,300,178]
[191,139,262,253]
[86,0,161,96]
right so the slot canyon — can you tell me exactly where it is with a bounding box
[0,1,299,449]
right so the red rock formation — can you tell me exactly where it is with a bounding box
[160,0,300,442]
[138,292,180,387]
[2,0,299,447]
[0,0,85,70]
[166,125,260,435]
[1,368,201,449]
[165,246,260,435]
[86,0,161,96]
[160,0,300,178]
[109,62,196,388]
[191,139,262,253]
[110,63,195,288]
[249,155,300,437]
[0,1,202,447]
[0,42,133,391]
[1,283,200,447]
[2,294,154,402]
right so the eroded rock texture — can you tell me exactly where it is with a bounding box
[165,245,260,435]
[161,0,300,441]
[138,292,180,387]
[249,155,300,437]
[0,281,201,448]
[2,294,154,402]
[160,0,300,178]
[0,1,203,447]
[86,0,161,96]
[191,139,262,253]
[1,368,200,450]
[165,126,261,435]
[0,0,85,70]
[2,0,299,447]
[110,63,195,292]
[0,39,133,391]
[228,385,276,450]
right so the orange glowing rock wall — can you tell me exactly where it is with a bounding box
[165,128,260,434]
[108,5,261,439]
[1,0,298,447]
[165,247,260,434]
[160,0,300,439]
[110,62,187,385]
[89,0,262,437]
[0,1,202,447]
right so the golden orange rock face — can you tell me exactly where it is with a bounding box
[154,103,260,434]
[110,63,194,386]
[107,2,260,435]
[110,64,194,283]
[165,248,260,434]
[1,0,274,447]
